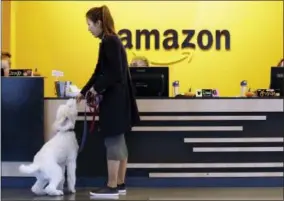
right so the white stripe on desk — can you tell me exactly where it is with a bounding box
[77,116,98,121]
[46,99,284,113]
[136,99,284,112]
[132,126,243,131]
[141,116,266,121]
[75,119,243,131]
[77,116,266,121]
[149,172,284,178]
[127,162,284,168]
[193,147,284,152]
[184,138,284,143]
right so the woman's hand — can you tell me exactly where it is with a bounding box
[76,93,84,103]
[90,87,97,95]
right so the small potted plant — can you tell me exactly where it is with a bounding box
[185,87,195,97]
[245,88,255,97]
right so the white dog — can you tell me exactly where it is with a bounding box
[19,99,79,196]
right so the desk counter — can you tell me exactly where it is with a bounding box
[2,98,284,187]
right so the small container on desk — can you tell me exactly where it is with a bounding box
[240,80,248,97]
[172,81,179,97]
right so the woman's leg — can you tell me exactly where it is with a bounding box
[106,160,120,188]
[90,133,128,196]
[117,134,128,185]
[106,134,128,187]
[117,134,128,194]
[118,158,128,185]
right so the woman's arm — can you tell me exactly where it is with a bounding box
[80,63,100,96]
[93,36,123,94]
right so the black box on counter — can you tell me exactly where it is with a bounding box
[9,69,32,76]
[256,89,276,97]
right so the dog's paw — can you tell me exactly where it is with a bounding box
[48,190,64,196]
[68,188,76,194]
[45,187,64,196]
[31,186,46,196]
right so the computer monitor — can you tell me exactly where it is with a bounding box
[270,67,284,96]
[129,67,169,97]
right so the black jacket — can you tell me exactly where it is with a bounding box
[81,35,140,138]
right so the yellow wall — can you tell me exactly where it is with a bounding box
[2,0,11,52]
[11,1,283,97]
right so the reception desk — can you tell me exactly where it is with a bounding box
[1,77,44,161]
[2,98,284,187]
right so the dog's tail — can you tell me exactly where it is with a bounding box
[19,163,39,175]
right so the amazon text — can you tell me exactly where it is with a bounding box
[118,29,231,51]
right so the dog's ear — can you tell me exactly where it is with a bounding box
[66,98,76,108]
[55,105,69,125]
[60,117,69,127]
[55,99,78,130]
[56,105,68,119]
[53,104,74,131]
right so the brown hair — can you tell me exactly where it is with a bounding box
[277,59,284,67]
[1,52,11,59]
[86,5,116,36]
[130,56,150,67]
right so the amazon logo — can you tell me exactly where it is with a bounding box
[118,29,231,51]
[131,51,192,66]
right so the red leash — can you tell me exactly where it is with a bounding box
[85,91,102,133]
[88,104,99,133]
[79,91,102,152]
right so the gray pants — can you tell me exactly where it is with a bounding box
[104,134,128,161]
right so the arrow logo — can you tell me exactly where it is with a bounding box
[131,51,194,66]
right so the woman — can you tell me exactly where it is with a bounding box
[277,58,284,67]
[130,56,150,67]
[1,52,11,76]
[76,5,140,197]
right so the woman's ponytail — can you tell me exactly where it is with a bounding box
[101,5,116,36]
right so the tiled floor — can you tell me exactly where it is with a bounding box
[1,188,283,200]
